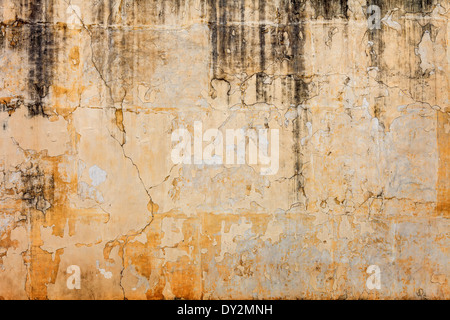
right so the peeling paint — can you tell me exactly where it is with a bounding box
[0,0,448,300]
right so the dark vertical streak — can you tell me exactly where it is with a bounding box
[107,0,114,25]
[207,0,310,199]
[286,0,308,200]
[239,0,246,71]
[26,0,55,117]
[219,0,227,68]
[340,0,349,18]
[160,0,166,24]
[256,0,266,101]
[209,0,218,77]
[310,0,349,19]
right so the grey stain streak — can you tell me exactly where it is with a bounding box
[25,0,56,117]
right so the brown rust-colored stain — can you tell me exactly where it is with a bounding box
[15,154,68,299]
[115,108,125,133]
[25,246,64,300]
[9,145,107,299]
[68,46,80,67]
[20,158,60,300]
[437,110,450,216]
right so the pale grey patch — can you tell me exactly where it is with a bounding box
[89,165,107,187]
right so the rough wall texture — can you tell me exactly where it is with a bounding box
[0,0,448,300]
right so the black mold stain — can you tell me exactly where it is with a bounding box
[24,0,56,117]
[19,162,54,213]
[21,164,45,206]
[292,77,309,201]
[256,0,266,101]
[365,0,434,13]
[404,0,434,13]
[208,0,312,89]
[107,0,114,25]
[363,0,434,14]
[0,24,5,51]
[207,0,310,200]
[0,97,22,115]
[309,0,349,19]
[96,0,106,25]
[283,1,308,200]
[0,18,28,53]
[421,22,438,42]
[118,0,189,26]
[363,0,435,128]
[207,0,435,78]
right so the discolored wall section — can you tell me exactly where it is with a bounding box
[0,0,448,299]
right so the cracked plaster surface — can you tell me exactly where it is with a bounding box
[0,0,448,299]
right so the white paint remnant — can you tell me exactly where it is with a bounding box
[381,10,401,31]
[261,219,284,244]
[416,31,434,73]
[162,281,175,300]
[160,217,185,247]
[66,5,82,26]
[216,219,252,262]
[78,181,104,203]
[163,248,189,263]
[99,269,112,279]
[89,165,107,186]
[0,215,13,233]
[338,216,355,240]
[300,122,313,146]
[96,261,112,279]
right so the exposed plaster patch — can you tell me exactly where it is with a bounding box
[216,219,253,263]
[89,165,107,187]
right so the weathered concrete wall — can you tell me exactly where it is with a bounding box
[0,0,448,299]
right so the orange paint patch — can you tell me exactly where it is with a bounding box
[437,110,450,216]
